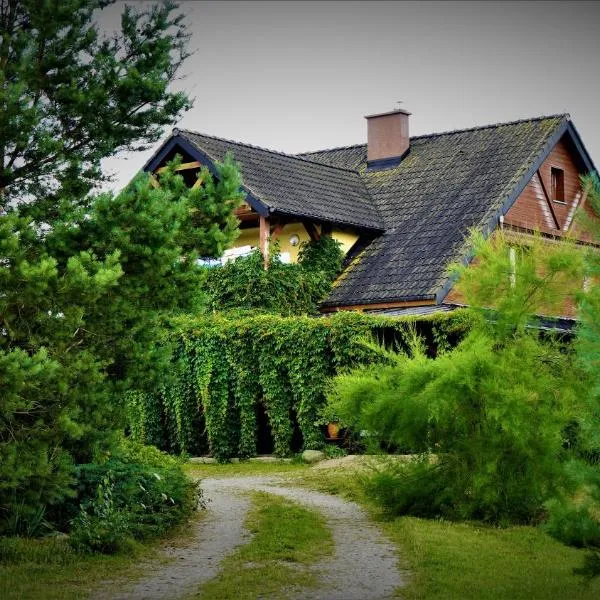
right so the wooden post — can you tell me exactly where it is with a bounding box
[536,170,561,230]
[259,215,270,268]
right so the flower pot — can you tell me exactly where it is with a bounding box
[327,422,340,439]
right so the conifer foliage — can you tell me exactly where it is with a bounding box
[327,231,588,524]
[0,0,191,216]
[0,1,244,535]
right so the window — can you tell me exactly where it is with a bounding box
[551,167,565,202]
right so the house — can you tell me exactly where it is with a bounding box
[143,109,597,319]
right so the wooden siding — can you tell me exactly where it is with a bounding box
[504,135,588,238]
[444,236,583,318]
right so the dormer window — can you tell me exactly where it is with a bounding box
[551,167,565,202]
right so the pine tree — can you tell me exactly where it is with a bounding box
[0,1,246,534]
[0,0,191,219]
[576,173,600,453]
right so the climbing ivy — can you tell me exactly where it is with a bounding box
[127,311,473,461]
[201,237,345,315]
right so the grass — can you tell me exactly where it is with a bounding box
[0,511,204,600]
[390,516,600,600]
[193,491,333,600]
[184,460,308,479]
[291,465,600,600]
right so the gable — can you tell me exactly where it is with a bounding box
[443,133,597,314]
[504,134,589,238]
[171,131,383,231]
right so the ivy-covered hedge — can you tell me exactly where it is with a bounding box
[201,237,345,315]
[127,310,472,461]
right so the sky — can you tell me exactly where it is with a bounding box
[98,0,600,192]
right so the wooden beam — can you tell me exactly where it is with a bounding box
[536,170,561,230]
[234,205,259,222]
[259,215,270,268]
[302,221,321,241]
[156,160,201,174]
[191,177,203,190]
[320,299,437,313]
[270,222,284,242]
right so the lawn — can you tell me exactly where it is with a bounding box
[392,516,600,600]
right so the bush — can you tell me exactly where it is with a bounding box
[202,237,344,316]
[363,458,453,519]
[326,232,590,524]
[330,327,584,524]
[65,441,201,553]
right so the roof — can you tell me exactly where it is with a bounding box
[175,130,383,231]
[300,114,572,307]
[144,113,594,310]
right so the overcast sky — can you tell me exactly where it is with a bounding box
[98,0,600,191]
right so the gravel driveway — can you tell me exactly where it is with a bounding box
[93,475,405,600]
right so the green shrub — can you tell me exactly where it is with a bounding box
[545,498,600,548]
[326,232,590,524]
[69,472,134,554]
[64,441,201,553]
[322,445,347,459]
[363,458,454,518]
[330,328,583,524]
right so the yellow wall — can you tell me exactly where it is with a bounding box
[331,227,360,255]
[233,223,359,263]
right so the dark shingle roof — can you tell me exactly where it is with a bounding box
[300,115,568,307]
[177,130,383,230]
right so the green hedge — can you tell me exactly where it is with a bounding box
[127,310,472,461]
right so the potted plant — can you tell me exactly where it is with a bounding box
[326,420,341,440]
[315,407,342,440]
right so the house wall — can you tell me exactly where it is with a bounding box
[234,223,359,262]
[444,234,583,318]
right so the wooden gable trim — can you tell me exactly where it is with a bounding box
[143,134,270,217]
[535,168,561,229]
[321,299,436,313]
[156,160,202,174]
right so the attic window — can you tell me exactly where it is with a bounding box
[551,167,565,202]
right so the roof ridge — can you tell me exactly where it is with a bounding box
[296,113,569,156]
[410,113,569,141]
[298,142,366,156]
[176,128,361,174]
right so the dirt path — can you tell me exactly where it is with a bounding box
[93,475,405,600]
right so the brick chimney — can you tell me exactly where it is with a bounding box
[365,108,411,167]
